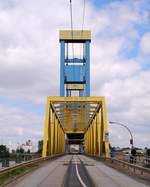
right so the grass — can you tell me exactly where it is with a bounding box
[0,163,38,186]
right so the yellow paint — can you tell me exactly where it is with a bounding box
[65,131,84,134]
[42,96,110,159]
[54,118,58,154]
[59,30,91,40]
[101,98,110,159]
[51,111,55,155]
[93,118,96,155]
[47,96,104,102]
[66,84,85,90]
[42,99,50,159]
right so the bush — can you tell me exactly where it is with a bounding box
[146,149,150,156]
[0,145,9,158]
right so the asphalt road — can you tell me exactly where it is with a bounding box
[6,154,150,187]
[79,155,150,187]
[62,155,94,187]
[6,155,71,187]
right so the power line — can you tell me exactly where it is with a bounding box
[69,0,74,60]
[69,0,74,33]
[81,0,86,32]
[80,0,86,59]
[69,0,86,60]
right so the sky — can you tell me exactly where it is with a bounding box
[0,0,150,149]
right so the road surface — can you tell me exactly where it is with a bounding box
[6,155,149,187]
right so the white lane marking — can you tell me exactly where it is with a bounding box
[75,159,87,187]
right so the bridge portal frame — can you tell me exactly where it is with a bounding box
[42,96,110,159]
[42,99,66,159]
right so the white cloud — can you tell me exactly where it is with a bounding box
[0,103,44,144]
[140,32,150,55]
[0,0,150,148]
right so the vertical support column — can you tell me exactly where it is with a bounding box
[97,112,103,157]
[85,133,87,153]
[66,90,69,97]
[88,130,90,153]
[51,111,55,155]
[58,122,60,153]
[55,118,58,154]
[60,41,65,96]
[42,99,50,159]
[79,90,83,97]
[90,125,93,154]
[92,123,94,154]
[93,118,96,155]
[101,98,110,159]
[89,127,92,154]
[86,131,88,153]
[60,129,63,153]
[84,133,86,153]
[61,128,63,153]
[85,132,87,153]
[85,41,90,96]
[63,131,65,152]
[88,128,91,153]
[48,109,51,156]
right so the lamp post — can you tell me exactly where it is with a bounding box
[109,121,134,149]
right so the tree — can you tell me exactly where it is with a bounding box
[12,149,16,154]
[146,149,150,156]
[16,147,24,154]
[37,140,43,153]
[0,145,10,158]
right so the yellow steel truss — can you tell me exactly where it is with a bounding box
[42,96,110,159]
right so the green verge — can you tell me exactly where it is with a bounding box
[0,163,39,186]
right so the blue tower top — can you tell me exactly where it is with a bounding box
[59,30,91,97]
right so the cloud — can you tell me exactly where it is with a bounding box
[140,32,150,55]
[0,0,150,148]
[0,103,44,144]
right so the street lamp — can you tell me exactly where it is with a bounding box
[109,121,134,149]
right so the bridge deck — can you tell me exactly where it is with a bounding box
[6,155,149,187]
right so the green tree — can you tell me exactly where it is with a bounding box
[146,149,150,156]
[37,140,43,153]
[16,147,24,154]
[11,149,16,154]
[0,145,10,158]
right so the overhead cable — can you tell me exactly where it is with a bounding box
[69,0,74,60]
[80,0,86,59]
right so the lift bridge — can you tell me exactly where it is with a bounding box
[42,30,110,159]
[1,30,149,187]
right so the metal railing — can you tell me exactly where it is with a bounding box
[85,153,150,175]
[0,153,64,176]
[111,158,150,175]
[0,153,41,169]
[113,152,150,167]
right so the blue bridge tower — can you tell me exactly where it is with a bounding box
[59,30,91,97]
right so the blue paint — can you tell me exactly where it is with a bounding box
[85,41,90,96]
[79,90,84,97]
[80,143,84,153]
[65,58,84,63]
[60,41,65,96]
[65,65,84,83]
[59,37,91,97]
